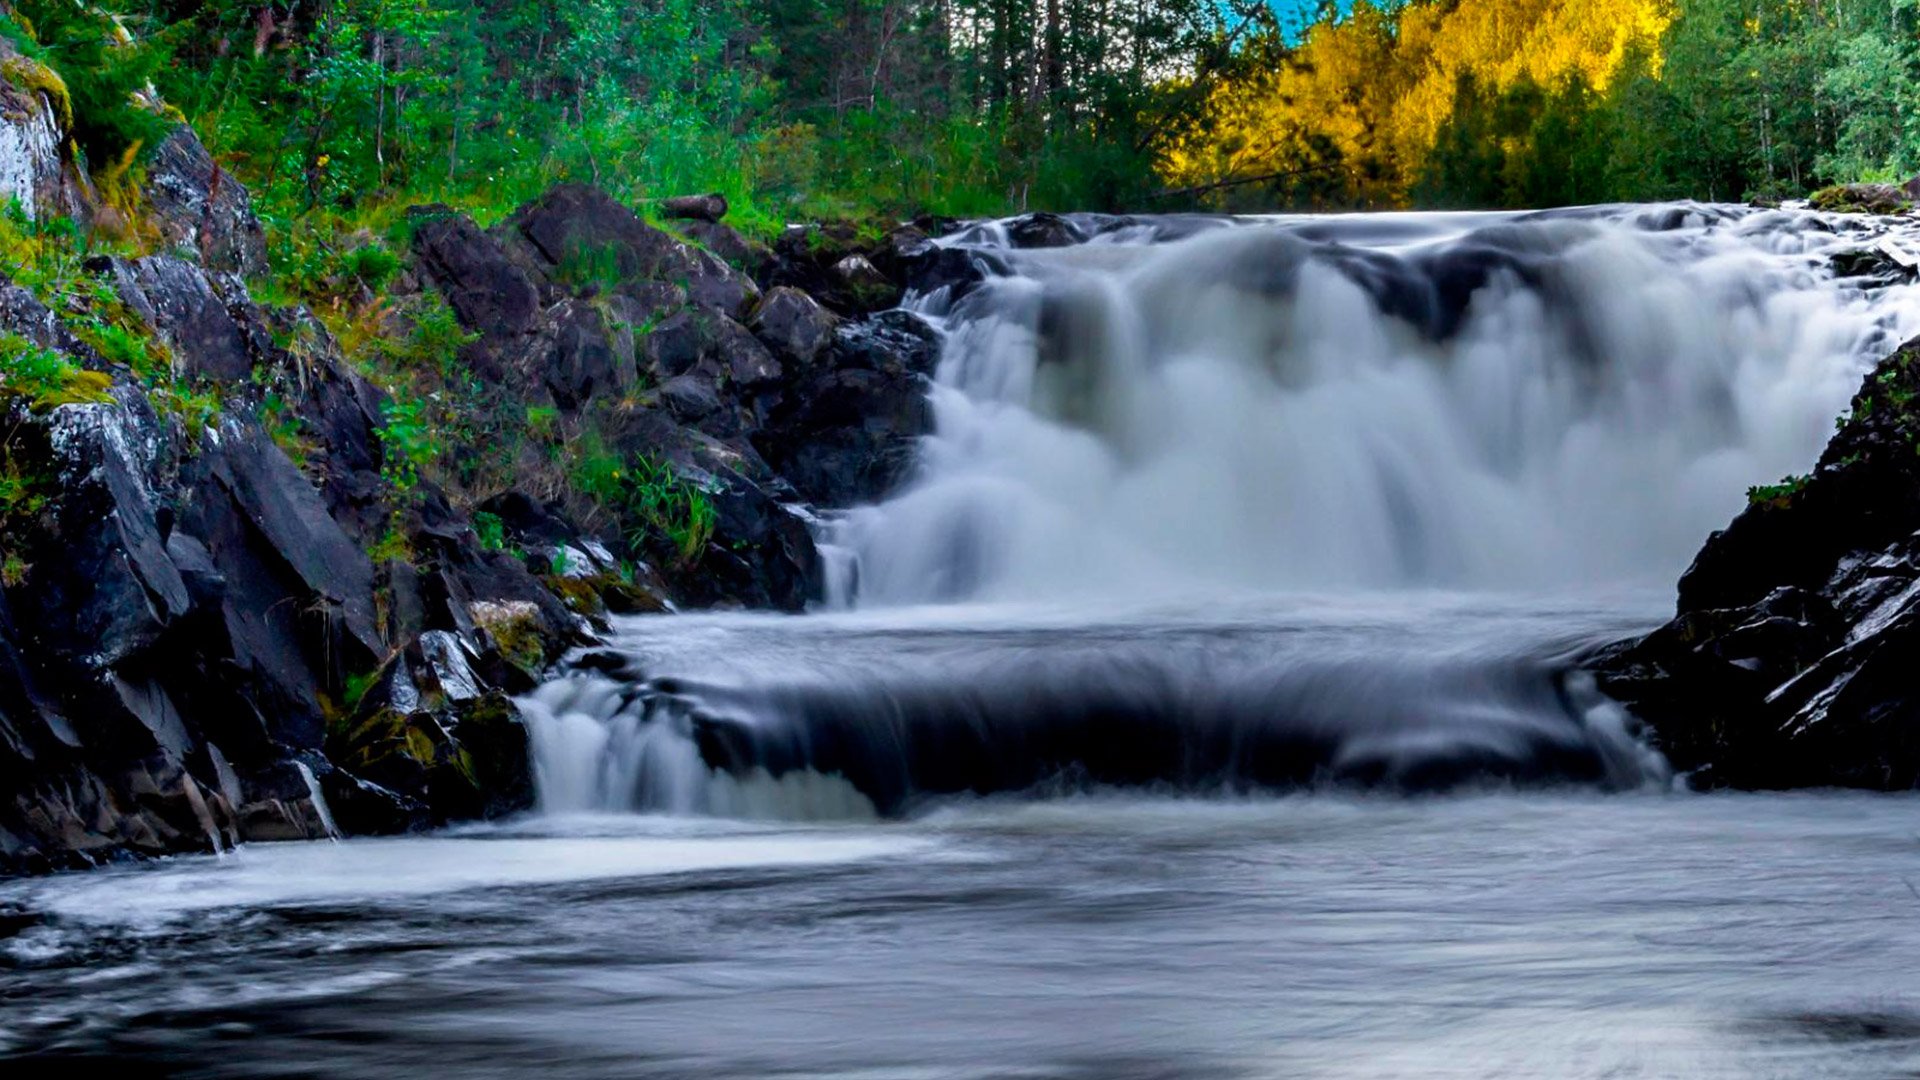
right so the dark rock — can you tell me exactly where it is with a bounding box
[645,308,708,379]
[659,192,728,222]
[830,309,941,376]
[901,244,1005,305]
[113,256,253,382]
[684,247,761,320]
[751,286,839,367]
[534,298,630,411]
[767,222,905,316]
[1592,336,1920,789]
[507,184,758,319]
[755,312,939,506]
[830,255,902,312]
[22,400,191,674]
[410,207,542,340]
[715,316,782,388]
[659,373,724,422]
[677,220,771,276]
[1004,211,1084,248]
[326,687,532,826]
[145,127,270,279]
[1831,243,1919,286]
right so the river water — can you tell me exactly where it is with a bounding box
[4,790,1919,1077]
[7,205,1920,1075]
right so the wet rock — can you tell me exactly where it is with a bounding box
[1593,336,1920,789]
[900,243,1002,307]
[755,312,938,506]
[325,687,532,826]
[1831,240,1920,286]
[1005,211,1083,248]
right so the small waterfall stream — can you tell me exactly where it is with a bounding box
[523,204,1920,817]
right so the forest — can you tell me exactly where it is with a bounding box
[3,0,1916,248]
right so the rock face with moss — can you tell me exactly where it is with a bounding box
[0,78,950,872]
[1592,337,1920,789]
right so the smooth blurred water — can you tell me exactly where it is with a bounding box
[834,205,1920,605]
[10,205,1920,1077]
[4,794,1919,1078]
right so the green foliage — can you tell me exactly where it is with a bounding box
[553,244,626,291]
[373,293,476,379]
[368,516,414,563]
[1747,474,1812,507]
[472,510,505,552]
[8,0,177,169]
[377,392,439,495]
[571,442,717,565]
[261,390,313,467]
[0,449,49,586]
[0,332,113,408]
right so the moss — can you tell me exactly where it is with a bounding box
[469,599,548,674]
[1809,185,1912,216]
[543,574,606,616]
[1,54,73,132]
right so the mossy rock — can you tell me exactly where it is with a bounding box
[468,598,549,676]
[327,694,531,823]
[544,572,670,620]
[1809,184,1913,216]
[0,54,73,132]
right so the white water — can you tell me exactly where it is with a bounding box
[834,206,1920,604]
[521,205,1920,819]
[13,207,1920,1078]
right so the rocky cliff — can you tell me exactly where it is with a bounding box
[0,48,972,872]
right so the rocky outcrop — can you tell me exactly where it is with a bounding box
[2,93,951,871]
[1592,337,1920,789]
[1810,181,1920,216]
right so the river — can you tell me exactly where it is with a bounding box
[7,204,1920,1075]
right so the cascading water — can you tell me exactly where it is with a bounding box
[522,204,1920,818]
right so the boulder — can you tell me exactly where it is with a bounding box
[755,311,939,506]
[506,184,759,319]
[1810,184,1913,215]
[767,222,905,315]
[410,207,542,341]
[677,219,771,277]
[751,286,839,368]
[1004,211,1084,248]
[1592,336,1920,789]
[0,42,90,226]
[105,256,254,382]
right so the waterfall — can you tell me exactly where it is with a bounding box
[522,204,1920,819]
[831,206,1920,605]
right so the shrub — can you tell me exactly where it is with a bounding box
[571,443,716,565]
[377,393,439,495]
[7,0,176,169]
